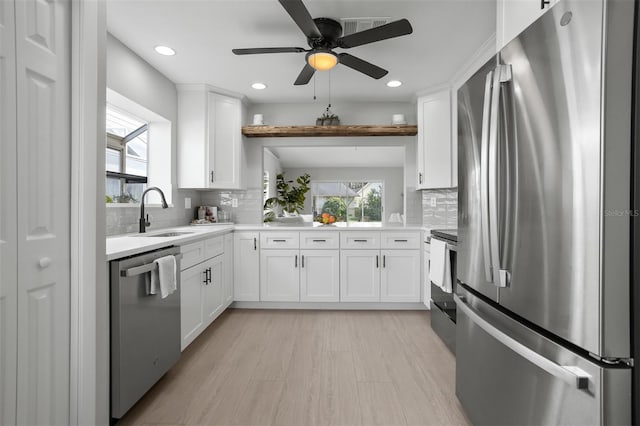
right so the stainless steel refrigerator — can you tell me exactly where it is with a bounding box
[456,0,637,423]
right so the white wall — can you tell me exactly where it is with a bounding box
[283,167,404,222]
[248,101,416,126]
[105,33,199,234]
[263,148,282,202]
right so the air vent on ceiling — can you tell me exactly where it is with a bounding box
[340,17,392,36]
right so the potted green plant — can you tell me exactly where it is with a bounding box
[316,105,340,126]
[263,172,311,222]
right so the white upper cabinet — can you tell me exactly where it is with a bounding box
[497,0,558,50]
[177,87,244,189]
[416,89,455,189]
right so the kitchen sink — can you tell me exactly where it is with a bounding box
[131,231,194,237]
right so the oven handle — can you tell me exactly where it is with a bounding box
[454,294,590,390]
[121,253,182,277]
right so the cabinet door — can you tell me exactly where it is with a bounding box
[223,233,234,306]
[180,265,206,350]
[300,250,339,302]
[423,245,431,308]
[497,0,558,50]
[417,90,453,189]
[381,250,421,302]
[234,232,260,301]
[203,256,224,325]
[15,0,71,423]
[0,0,17,423]
[340,250,380,302]
[208,93,242,189]
[260,250,300,302]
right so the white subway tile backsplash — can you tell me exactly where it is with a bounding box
[422,188,457,228]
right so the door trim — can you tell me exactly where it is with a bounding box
[70,1,107,425]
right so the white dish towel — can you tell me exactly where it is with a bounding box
[429,238,452,293]
[149,255,177,299]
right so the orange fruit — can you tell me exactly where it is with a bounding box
[322,213,329,218]
[328,216,336,223]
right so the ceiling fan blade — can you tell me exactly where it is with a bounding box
[294,63,315,85]
[338,53,388,79]
[278,0,321,39]
[338,19,413,48]
[232,47,306,55]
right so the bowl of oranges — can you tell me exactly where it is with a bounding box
[316,212,337,225]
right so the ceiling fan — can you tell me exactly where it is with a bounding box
[232,0,413,85]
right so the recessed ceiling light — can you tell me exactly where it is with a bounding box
[387,80,402,88]
[251,82,267,90]
[154,45,176,56]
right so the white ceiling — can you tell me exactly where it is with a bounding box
[267,146,405,168]
[106,0,496,104]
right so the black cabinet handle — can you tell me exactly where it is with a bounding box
[295,255,298,268]
[273,239,287,242]
[540,0,550,9]
[354,239,368,242]
[383,255,386,268]
[394,239,408,242]
[301,255,305,268]
[312,239,326,242]
[253,237,257,250]
[203,269,208,285]
[376,255,379,268]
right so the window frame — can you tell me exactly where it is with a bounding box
[310,179,385,224]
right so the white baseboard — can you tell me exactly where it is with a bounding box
[230,301,428,310]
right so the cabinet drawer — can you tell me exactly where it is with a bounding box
[260,232,299,249]
[381,232,421,249]
[180,241,206,270]
[204,235,224,259]
[340,232,381,249]
[300,231,339,249]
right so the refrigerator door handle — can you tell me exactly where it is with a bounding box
[454,294,591,390]
[488,65,512,288]
[480,70,495,284]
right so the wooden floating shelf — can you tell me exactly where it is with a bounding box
[241,125,418,138]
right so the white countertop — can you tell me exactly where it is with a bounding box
[106,223,424,261]
[106,225,233,261]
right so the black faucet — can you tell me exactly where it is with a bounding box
[139,187,169,233]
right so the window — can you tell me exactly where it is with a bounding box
[105,104,148,203]
[311,181,383,224]
[263,171,270,205]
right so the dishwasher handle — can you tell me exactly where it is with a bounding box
[120,253,182,277]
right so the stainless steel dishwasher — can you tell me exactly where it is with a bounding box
[109,246,182,420]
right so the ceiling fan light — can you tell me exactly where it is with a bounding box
[307,51,338,71]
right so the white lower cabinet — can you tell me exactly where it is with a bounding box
[260,249,300,301]
[380,250,421,302]
[340,250,381,302]
[300,249,340,302]
[224,233,234,306]
[203,256,224,324]
[234,232,260,301]
[180,262,207,350]
[180,235,227,351]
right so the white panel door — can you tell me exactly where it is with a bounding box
[203,256,223,325]
[0,0,17,424]
[340,250,380,302]
[223,233,234,305]
[208,93,241,188]
[180,265,205,350]
[15,0,71,424]
[260,249,300,302]
[300,250,339,302]
[380,250,421,302]
[234,232,259,301]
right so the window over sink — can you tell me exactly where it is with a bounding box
[311,181,383,225]
[105,89,172,206]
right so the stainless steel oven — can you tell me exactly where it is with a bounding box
[429,229,457,354]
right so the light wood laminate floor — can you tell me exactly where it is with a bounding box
[118,309,470,426]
